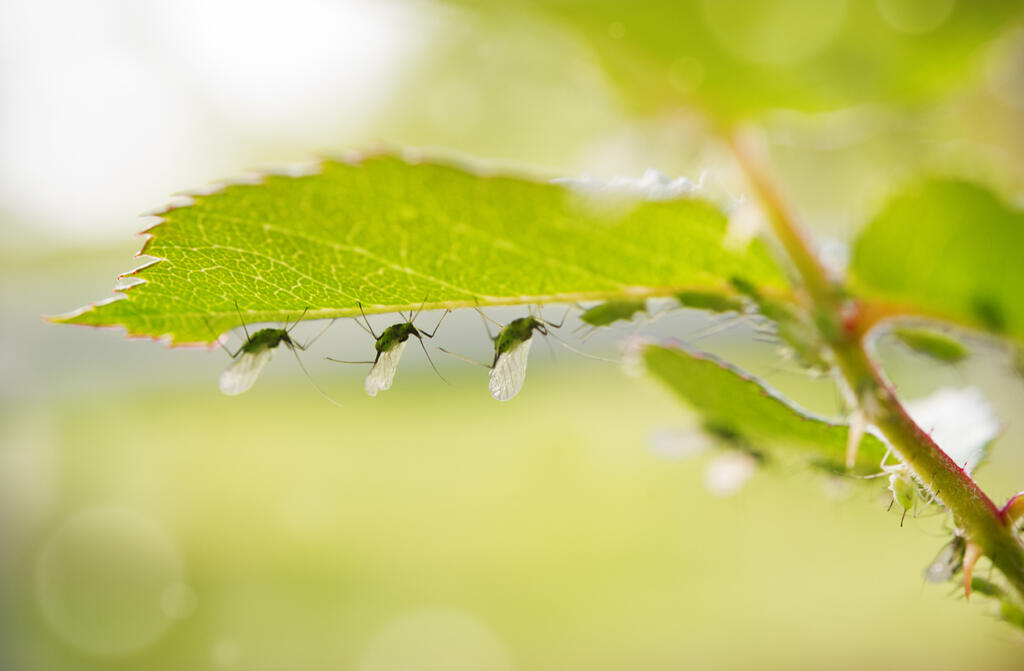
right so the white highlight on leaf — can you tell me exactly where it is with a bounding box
[554,169,744,212]
[904,387,1000,475]
[488,338,533,402]
[219,349,273,395]
[619,334,655,378]
[704,451,758,497]
[365,341,407,397]
[723,202,765,252]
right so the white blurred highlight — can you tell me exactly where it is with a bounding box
[704,451,758,497]
[0,0,433,240]
[648,426,714,460]
[904,387,999,475]
[357,609,515,671]
[555,168,743,212]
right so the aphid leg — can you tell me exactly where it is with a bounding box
[204,317,243,358]
[543,329,620,363]
[286,344,344,408]
[537,304,573,329]
[284,307,312,333]
[233,300,252,341]
[686,313,745,343]
[542,328,558,362]
[412,295,429,322]
[418,309,451,338]
[439,347,491,369]
[294,318,337,351]
[357,302,380,340]
[473,306,500,340]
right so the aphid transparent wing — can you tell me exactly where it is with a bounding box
[924,537,966,583]
[219,348,274,395]
[488,338,533,402]
[365,341,408,396]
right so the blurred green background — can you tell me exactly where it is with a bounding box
[2,1,1024,669]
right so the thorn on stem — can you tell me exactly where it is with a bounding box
[963,541,983,601]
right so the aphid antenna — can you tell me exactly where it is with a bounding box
[854,447,902,481]
[357,302,380,340]
[417,338,451,386]
[412,295,430,322]
[759,360,823,383]
[234,300,252,341]
[326,357,376,365]
[439,347,492,369]
[284,341,344,408]
[472,306,500,340]
[543,330,620,364]
[685,313,747,343]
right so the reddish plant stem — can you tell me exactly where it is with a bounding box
[729,128,1024,598]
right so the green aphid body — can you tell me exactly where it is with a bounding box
[890,472,916,513]
[776,318,829,371]
[756,297,801,325]
[893,327,968,364]
[494,316,546,363]
[240,328,294,354]
[579,300,646,327]
[676,291,744,314]
[729,275,760,299]
[375,322,421,360]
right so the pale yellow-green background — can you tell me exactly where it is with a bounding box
[3,1,1024,669]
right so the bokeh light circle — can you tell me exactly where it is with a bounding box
[357,609,515,671]
[34,507,185,656]
[875,0,955,35]
[699,0,848,67]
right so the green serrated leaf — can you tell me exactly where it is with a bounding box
[50,154,788,344]
[643,342,887,471]
[851,180,1024,341]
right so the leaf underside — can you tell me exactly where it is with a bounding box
[851,180,1024,342]
[643,341,887,471]
[51,154,787,344]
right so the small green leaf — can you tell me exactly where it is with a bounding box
[51,154,787,344]
[643,341,887,471]
[892,327,968,364]
[851,180,1024,341]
